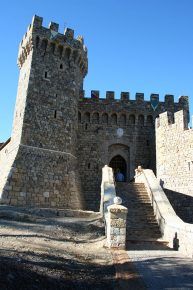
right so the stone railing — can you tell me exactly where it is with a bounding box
[100,165,116,217]
[135,167,193,257]
[100,165,128,249]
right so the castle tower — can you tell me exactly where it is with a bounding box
[0,15,88,208]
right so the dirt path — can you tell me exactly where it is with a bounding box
[0,206,145,290]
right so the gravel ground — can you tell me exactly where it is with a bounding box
[0,206,145,290]
[0,207,116,290]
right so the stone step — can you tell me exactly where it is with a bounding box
[123,200,151,204]
[126,231,161,236]
[126,228,161,234]
[116,182,161,242]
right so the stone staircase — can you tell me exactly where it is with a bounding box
[116,182,162,242]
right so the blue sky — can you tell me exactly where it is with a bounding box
[0,0,193,141]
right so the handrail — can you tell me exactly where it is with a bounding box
[100,165,116,217]
[135,167,193,257]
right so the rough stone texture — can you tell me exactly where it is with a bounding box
[156,109,193,220]
[77,94,188,210]
[0,15,87,209]
[106,204,128,249]
[0,15,189,211]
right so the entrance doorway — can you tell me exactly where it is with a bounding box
[109,155,127,181]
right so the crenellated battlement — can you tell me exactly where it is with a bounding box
[156,109,189,130]
[1,14,192,212]
[17,15,88,76]
[79,90,189,107]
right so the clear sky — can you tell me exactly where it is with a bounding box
[0,0,193,141]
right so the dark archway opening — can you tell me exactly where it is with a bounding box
[109,155,127,182]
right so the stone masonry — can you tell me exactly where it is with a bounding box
[77,93,189,210]
[106,203,128,249]
[156,109,193,222]
[0,15,190,211]
[0,15,87,209]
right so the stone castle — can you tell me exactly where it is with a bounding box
[0,15,190,211]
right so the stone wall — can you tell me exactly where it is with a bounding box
[156,109,193,219]
[0,15,87,209]
[0,15,190,211]
[77,94,188,210]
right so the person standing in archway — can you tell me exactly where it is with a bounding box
[116,169,125,182]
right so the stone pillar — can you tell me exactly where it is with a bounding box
[106,203,128,249]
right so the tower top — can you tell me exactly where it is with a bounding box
[17,15,88,76]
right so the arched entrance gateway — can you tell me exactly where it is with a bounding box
[109,155,127,182]
[108,143,131,182]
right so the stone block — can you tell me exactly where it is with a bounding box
[120,228,126,235]
[110,218,126,227]
[109,212,127,220]
[43,192,49,198]
[110,227,120,235]
[117,235,126,244]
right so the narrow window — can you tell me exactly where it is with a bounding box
[78,111,81,122]
[60,63,63,70]
[36,36,40,49]
[88,163,91,169]
[54,110,57,118]
[44,71,48,78]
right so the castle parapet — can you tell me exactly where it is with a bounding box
[150,93,159,102]
[79,91,189,111]
[91,90,99,100]
[136,93,144,103]
[32,15,43,28]
[106,91,115,100]
[49,21,59,32]
[165,94,174,106]
[156,110,188,130]
[17,15,88,77]
[64,28,74,39]
[179,96,189,108]
[121,92,129,100]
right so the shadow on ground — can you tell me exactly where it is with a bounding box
[0,250,116,290]
[132,255,193,289]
